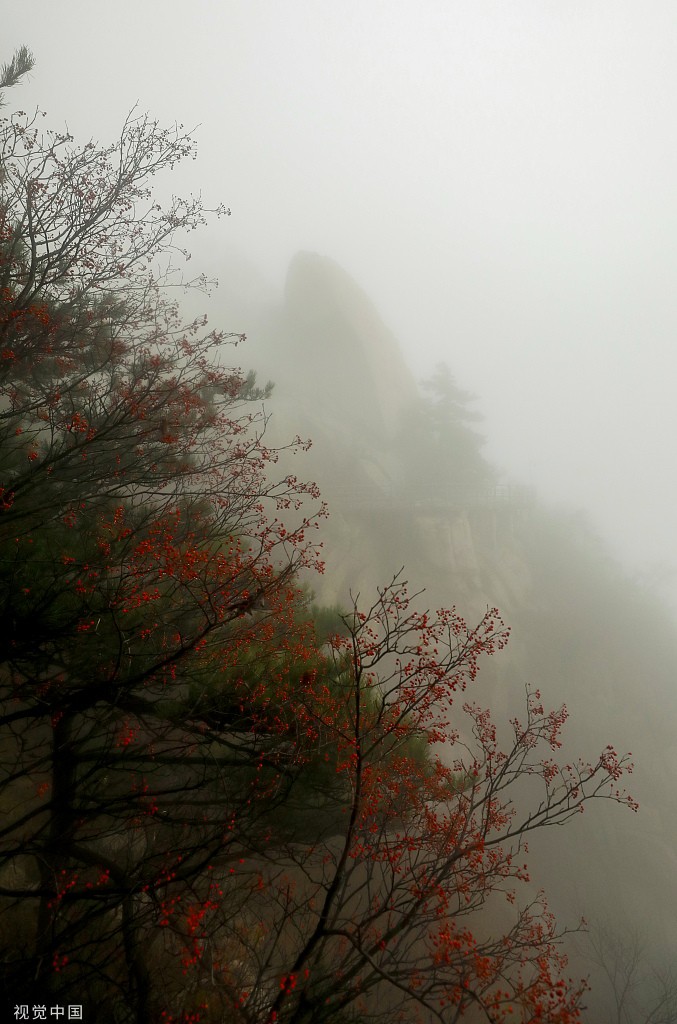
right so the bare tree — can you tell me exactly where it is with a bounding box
[586,923,677,1024]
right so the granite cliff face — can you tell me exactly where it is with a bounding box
[217,251,677,1012]
[249,252,531,613]
[284,251,419,438]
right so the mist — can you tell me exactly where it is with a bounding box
[5,2,677,1018]
[8,0,677,604]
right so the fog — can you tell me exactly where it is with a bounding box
[5,3,677,1016]
[7,0,677,607]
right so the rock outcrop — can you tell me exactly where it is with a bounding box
[215,251,677,1014]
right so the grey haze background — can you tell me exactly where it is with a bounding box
[6,0,677,608]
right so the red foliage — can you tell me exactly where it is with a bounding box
[0,106,636,1024]
[188,575,634,1024]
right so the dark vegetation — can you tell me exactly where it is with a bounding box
[0,52,639,1023]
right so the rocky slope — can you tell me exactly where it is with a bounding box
[215,250,677,1015]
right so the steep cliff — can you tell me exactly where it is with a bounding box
[218,251,677,1013]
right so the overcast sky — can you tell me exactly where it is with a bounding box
[6,0,677,605]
